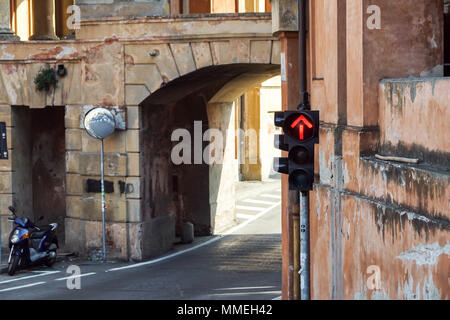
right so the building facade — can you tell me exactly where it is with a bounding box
[0,0,448,300]
[275,0,449,300]
[0,0,280,260]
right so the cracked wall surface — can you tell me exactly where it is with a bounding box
[308,0,448,300]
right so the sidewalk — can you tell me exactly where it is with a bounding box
[0,249,75,274]
[235,177,281,201]
[0,250,8,274]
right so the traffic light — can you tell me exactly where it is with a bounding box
[273,110,319,191]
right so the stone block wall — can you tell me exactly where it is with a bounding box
[0,105,13,248]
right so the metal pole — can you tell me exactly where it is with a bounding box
[0,209,2,265]
[292,212,300,300]
[299,191,310,300]
[298,0,310,110]
[101,139,106,262]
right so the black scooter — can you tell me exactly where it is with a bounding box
[7,206,58,276]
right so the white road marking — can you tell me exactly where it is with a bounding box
[224,202,280,235]
[0,271,60,285]
[236,213,255,220]
[261,194,281,199]
[107,201,281,272]
[55,272,96,281]
[272,295,282,300]
[214,286,276,291]
[243,199,278,205]
[210,291,281,297]
[0,282,46,293]
[236,205,265,212]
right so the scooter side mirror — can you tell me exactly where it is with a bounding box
[8,206,16,215]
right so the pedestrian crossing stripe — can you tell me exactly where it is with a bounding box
[261,194,281,199]
[243,199,278,205]
[236,205,265,212]
[236,213,255,220]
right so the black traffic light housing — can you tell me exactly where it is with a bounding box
[273,110,319,191]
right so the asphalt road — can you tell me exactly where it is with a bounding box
[0,187,281,300]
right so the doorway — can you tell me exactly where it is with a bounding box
[11,106,66,243]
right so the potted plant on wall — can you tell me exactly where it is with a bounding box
[34,65,58,92]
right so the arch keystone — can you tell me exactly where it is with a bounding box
[191,42,213,70]
[170,43,197,76]
[211,40,250,65]
[250,40,272,64]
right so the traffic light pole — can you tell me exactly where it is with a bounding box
[298,0,311,300]
[298,0,309,111]
[274,0,314,300]
[299,191,310,300]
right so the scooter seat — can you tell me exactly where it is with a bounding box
[31,225,53,239]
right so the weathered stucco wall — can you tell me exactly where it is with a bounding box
[76,0,170,19]
[347,0,443,128]
[76,13,273,40]
[379,78,450,167]
[306,0,449,300]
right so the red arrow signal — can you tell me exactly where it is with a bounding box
[290,115,313,140]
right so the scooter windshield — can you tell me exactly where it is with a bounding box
[14,217,30,228]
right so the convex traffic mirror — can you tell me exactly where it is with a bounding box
[84,107,116,140]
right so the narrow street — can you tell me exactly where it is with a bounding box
[0,185,281,300]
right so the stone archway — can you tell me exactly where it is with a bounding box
[124,39,280,105]
[125,37,280,256]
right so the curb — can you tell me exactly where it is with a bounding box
[0,253,73,275]
[0,264,7,274]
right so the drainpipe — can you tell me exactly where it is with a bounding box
[298,0,310,111]
[298,0,311,300]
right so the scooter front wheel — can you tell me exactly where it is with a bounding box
[8,255,20,276]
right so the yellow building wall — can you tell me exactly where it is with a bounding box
[12,0,30,41]
[238,76,282,181]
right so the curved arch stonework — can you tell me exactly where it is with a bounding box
[124,39,280,106]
